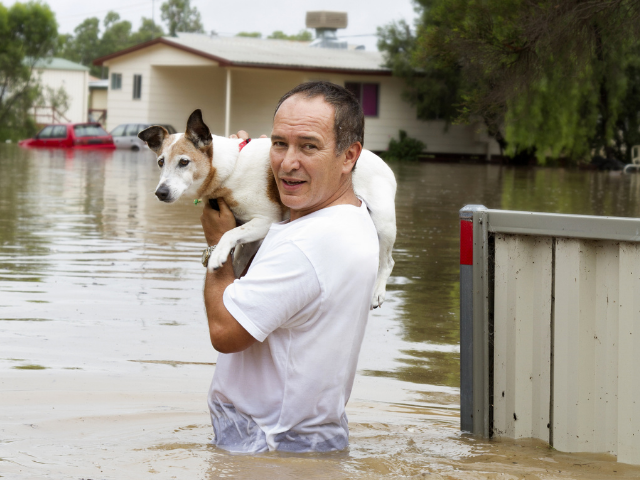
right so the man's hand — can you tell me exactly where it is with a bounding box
[201,198,236,246]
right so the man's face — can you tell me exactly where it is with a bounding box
[270,95,352,219]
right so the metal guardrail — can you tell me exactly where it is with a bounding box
[459,205,640,464]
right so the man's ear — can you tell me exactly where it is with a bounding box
[343,141,363,173]
[185,109,212,149]
[138,126,169,155]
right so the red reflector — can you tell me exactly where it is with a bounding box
[460,220,473,265]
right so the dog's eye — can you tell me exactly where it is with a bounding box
[179,159,190,167]
[158,158,164,167]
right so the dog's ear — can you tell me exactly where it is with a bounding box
[185,109,212,149]
[138,126,169,155]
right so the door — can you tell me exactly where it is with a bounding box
[47,125,69,147]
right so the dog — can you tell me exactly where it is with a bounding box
[139,109,397,309]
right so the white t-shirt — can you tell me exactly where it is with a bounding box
[208,200,379,453]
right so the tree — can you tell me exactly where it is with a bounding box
[99,12,133,59]
[160,0,204,37]
[268,30,313,41]
[0,1,58,141]
[236,31,261,38]
[130,17,164,45]
[378,0,640,164]
[56,12,164,77]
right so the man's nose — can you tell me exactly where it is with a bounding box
[281,147,300,171]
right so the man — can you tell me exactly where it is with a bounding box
[200,81,379,453]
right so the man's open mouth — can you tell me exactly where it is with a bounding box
[282,179,305,186]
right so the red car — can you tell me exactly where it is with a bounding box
[19,123,116,149]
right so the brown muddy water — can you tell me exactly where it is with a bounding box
[2,145,640,479]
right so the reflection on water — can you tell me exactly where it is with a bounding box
[2,145,640,477]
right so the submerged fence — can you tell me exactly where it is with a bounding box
[460,205,640,465]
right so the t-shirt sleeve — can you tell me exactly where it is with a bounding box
[222,240,321,342]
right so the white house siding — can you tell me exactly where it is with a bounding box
[104,44,218,131]
[35,68,88,123]
[229,68,306,137]
[148,66,226,133]
[334,74,500,155]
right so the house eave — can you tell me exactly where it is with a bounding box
[93,37,391,76]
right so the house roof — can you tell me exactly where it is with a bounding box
[89,78,109,89]
[32,57,90,72]
[94,34,391,75]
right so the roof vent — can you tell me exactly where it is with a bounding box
[306,11,348,49]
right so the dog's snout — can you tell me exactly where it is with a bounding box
[155,185,171,202]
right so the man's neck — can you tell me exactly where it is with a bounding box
[289,178,360,222]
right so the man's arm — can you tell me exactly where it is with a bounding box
[201,198,257,354]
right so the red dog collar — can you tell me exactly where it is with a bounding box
[239,138,251,151]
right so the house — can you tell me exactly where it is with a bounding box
[31,57,89,124]
[94,13,500,158]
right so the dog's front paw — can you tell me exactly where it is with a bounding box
[370,289,386,309]
[206,245,232,272]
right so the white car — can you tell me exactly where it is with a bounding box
[110,123,177,151]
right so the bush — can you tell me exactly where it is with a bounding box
[381,130,425,162]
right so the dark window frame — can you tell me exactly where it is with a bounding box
[345,82,380,118]
[133,74,142,100]
[111,73,122,90]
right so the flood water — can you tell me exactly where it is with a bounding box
[2,145,640,479]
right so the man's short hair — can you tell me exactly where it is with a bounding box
[274,81,364,156]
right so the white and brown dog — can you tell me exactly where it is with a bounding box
[139,109,397,308]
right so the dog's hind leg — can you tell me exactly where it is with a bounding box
[369,207,397,309]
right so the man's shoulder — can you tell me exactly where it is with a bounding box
[284,204,378,261]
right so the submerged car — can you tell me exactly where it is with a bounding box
[110,123,177,151]
[19,123,116,149]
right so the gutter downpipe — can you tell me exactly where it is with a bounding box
[224,68,231,138]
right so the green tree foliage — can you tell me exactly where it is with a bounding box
[236,30,313,41]
[0,1,58,141]
[56,12,164,77]
[236,31,262,38]
[130,17,165,45]
[268,30,313,41]
[160,0,204,37]
[379,0,640,164]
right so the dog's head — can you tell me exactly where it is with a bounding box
[139,109,215,203]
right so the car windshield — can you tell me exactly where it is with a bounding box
[110,125,126,137]
[37,126,54,139]
[74,124,109,137]
[125,124,141,136]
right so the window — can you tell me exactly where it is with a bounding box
[51,125,68,139]
[133,74,142,100]
[125,124,141,136]
[74,124,109,137]
[110,125,126,137]
[111,73,122,90]
[345,82,379,117]
[37,125,54,139]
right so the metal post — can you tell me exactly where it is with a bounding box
[224,68,231,138]
[460,205,488,435]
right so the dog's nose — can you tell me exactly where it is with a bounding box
[155,185,170,201]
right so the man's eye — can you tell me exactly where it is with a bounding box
[303,144,317,150]
[158,158,164,167]
[179,159,190,166]
[272,141,286,147]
